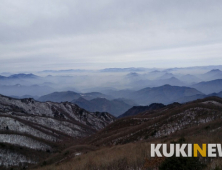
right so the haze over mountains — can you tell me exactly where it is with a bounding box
[1,66,222,116]
[35,84,211,117]
[1,66,222,168]
[0,66,222,116]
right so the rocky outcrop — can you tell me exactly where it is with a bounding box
[0,94,115,168]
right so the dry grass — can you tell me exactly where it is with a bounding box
[33,129,222,170]
[33,142,151,170]
[33,97,222,170]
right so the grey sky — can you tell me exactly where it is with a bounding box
[1,0,222,72]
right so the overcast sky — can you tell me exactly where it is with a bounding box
[1,0,222,72]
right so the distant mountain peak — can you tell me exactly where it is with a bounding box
[90,97,109,102]
[75,97,89,102]
[169,76,179,80]
[118,103,166,118]
[161,84,172,87]
[50,91,79,95]
[126,72,139,77]
[210,69,221,72]
[158,72,174,79]
[204,69,222,75]
[193,79,222,94]
[8,73,38,79]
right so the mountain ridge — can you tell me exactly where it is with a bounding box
[0,94,115,167]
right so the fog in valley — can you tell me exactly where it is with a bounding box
[1,65,222,117]
[1,66,222,96]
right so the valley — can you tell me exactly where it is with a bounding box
[1,66,222,169]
